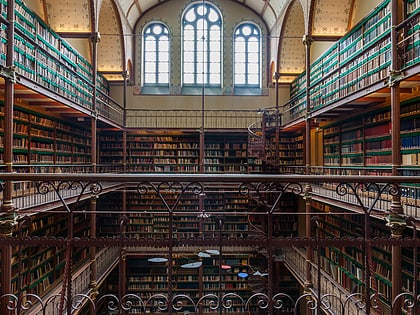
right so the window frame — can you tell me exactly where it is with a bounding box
[233,22,262,90]
[142,21,170,90]
[181,1,222,88]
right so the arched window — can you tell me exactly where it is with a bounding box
[182,2,222,86]
[234,23,261,88]
[143,22,170,86]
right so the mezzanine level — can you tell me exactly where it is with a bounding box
[0,173,419,315]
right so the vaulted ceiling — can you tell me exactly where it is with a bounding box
[28,0,359,83]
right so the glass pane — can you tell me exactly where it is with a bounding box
[184,73,194,84]
[144,51,156,62]
[242,25,252,36]
[209,73,220,84]
[208,8,219,23]
[248,63,259,75]
[197,19,206,33]
[185,10,196,23]
[160,62,169,73]
[197,51,205,63]
[184,52,195,62]
[158,73,169,83]
[235,74,245,84]
[209,52,220,63]
[235,40,245,51]
[236,53,246,63]
[184,63,195,73]
[159,39,169,51]
[197,73,203,84]
[184,40,195,53]
[159,51,169,62]
[145,40,156,52]
[248,40,259,53]
[184,27,195,43]
[197,40,204,53]
[152,24,163,35]
[145,62,156,72]
[209,26,220,39]
[197,4,207,16]
[247,52,259,63]
[235,63,245,73]
[210,62,220,74]
[144,35,155,44]
[144,73,155,83]
[248,74,259,85]
[209,40,220,52]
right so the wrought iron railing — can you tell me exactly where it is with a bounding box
[0,173,419,315]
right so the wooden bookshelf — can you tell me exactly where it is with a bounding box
[321,97,420,173]
[289,0,392,120]
[98,130,125,165]
[278,132,304,167]
[125,255,255,314]
[124,132,199,173]
[4,0,111,122]
[311,201,420,308]
[98,130,256,174]
[204,132,248,173]
[0,103,91,166]
[10,201,91,297]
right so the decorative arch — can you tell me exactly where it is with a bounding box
[98,0,125,80]
[276,0,306,83]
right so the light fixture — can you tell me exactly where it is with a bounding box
[205,249,220,255]
[237,271,249,278]
[198,251,211,258]
[252,271,268,277]
[148,257,168,263]
[181,261,203,269]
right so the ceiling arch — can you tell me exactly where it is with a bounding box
[25,0,358,82]
[97,0,125,78]
[277,0,306,82]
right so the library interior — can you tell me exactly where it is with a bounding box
[0,0,420,314]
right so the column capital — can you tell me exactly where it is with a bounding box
[385,212,406,238]
[90,32,101,43]
[302,34,313,47]
[0,213,16,236]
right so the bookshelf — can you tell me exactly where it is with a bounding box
[204,132,248,173]
[3,0,111,124]
[248,192,299,239]
[321,97,420,171]
[10,201,91,298]
[404,1,420,69]
[340,118,364,166]
[406,0,420,16]
[98,130,255,174]
[98,130,125,165]
[278,132,304,167]
[124,132,199,173]
[0,103,91,166]
[96,186,253,241]
[273,260,299,314]
[311,201,420,309]
[126,255,255,314]
[289,0,392,120]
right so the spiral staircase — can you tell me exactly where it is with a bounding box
[247,112,279,173]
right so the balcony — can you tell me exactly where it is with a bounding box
[0,173,419,314]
